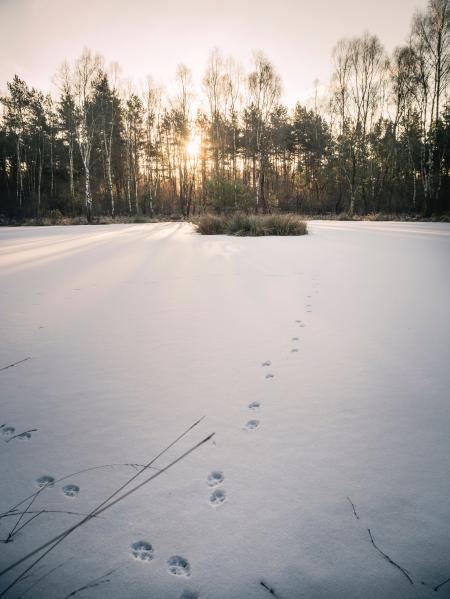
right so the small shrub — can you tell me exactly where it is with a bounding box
[47,209,63,223]
[196,213,308,236]
[196,214,227,235]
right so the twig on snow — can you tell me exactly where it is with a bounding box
[367,528,414,585]
[260,580,280,597]
[0,358,31,372]
[5,487,44,542]
[434,576,450,592]
[2,463,157,517]
[0,420,212,597]
[0,510,104,520]
[16,560,69,599]
[346,496,360,520]
[63,568,117,599]
[5,429,37,443]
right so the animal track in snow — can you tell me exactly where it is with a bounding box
[178,591,199,599]
[244,420,259,430]
[17,431,33,440]
[36,475,55,488]
[167,556,191,577]
[291,348,299,353]
[261,360,271,367]
[131,540,154,561]
[1,426,15,438]
[209,488,226,506]
[62,484,80,497]
[265,373,274,379]
[248,401,260,411]
[207,471,224,487]
[292,337,299,341]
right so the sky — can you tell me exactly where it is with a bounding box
[0,0,428,106]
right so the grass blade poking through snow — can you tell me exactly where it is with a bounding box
[2,463,155,517]
[3,488,44,543]
[0,358,31,372]
[0,421,213,597]
[367,528,414,585]
[62,568,117,599]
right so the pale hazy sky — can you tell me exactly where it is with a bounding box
[0,0,428,106]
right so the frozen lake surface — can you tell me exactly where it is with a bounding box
[0,221,449,598]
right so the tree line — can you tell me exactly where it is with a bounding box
[0,0,449,220]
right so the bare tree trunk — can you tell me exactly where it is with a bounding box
[85,165,92,221]
[69,143,74,199]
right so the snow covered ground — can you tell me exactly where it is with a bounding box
[0,221,449,599]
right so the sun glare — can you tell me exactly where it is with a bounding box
[186,134,201,159]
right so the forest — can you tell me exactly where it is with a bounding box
[0,0,449,221]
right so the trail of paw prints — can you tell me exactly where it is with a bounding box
[262,360,275,381]
[262,360,274,380]
[34,475,81,498]
[207,471,226,507]
[129,542,196,588]
[1,424,37,443]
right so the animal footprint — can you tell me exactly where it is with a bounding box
[17,431,32,440]
[292,337,299,341]
[35,475,55,488]
[178,591,199,599]
[261,360,271,367]
[207,471,224,487]
[168,556,191,577]
[131,540,154,561]
[265,373,274,379]
[209,489,226,506]
[62,484,80,497]
[248,401,260,411]
[244,420,259,431]
[291,348,299,353]
[1,426,15,438]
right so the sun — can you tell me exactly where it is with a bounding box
[186,134,201,159]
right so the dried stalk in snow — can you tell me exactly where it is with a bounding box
[367,528,414,585]
[0,420,212,597]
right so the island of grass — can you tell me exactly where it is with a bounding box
[195,213,308,236]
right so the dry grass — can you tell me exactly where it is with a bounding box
[196,213,308,236]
